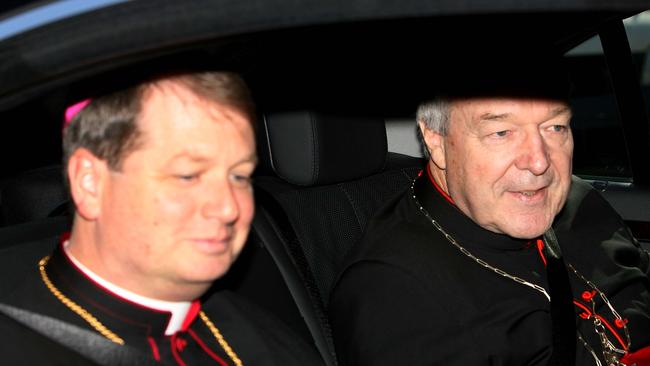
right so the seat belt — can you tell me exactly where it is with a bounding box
[543,229,577,366]
[0,303,164,366]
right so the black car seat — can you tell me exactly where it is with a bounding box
[0,165,72,247]
[0,165,70,225]
[254,110,424,364]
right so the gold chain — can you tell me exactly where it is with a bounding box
[199,311,243,366]
[411,183,551,301]
[39,255,125,345]
[412,180,633,365]
[39,255,244,365]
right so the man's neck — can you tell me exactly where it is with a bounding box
[63,240,194,335]
[427,160,454,203]
[66,221,209,302]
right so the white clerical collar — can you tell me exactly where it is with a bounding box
[63,240,191,336]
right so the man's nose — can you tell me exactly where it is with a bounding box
[201,182,239,223]
[514,131,550,176]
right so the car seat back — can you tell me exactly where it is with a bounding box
[256,110,424,364]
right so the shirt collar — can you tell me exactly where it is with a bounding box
[61,240,195,335]
[413,165,530,251]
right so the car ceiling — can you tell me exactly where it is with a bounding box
[0,0,646,178]
[0,0,646,111]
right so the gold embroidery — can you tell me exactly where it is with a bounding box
[39,255,244,365]
[200,311,243,366]
[39,255,125,344]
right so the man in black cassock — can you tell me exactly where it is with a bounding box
[330,58,650,365]
[0,72,322,365]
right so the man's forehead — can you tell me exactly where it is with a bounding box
[139,80,247,128]
[128,79,254,159]
[452,97,571,119]
[141,79,199,107]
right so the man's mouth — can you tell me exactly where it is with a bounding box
[511,187,546,201]
[190,234,233,254]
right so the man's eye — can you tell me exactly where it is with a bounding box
[550,125,567,132]
[175,174,198,182]
[491,130,509,138]
[231,174,252,186]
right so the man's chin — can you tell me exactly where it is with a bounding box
[500,222,550,240]
[179,261,234,286]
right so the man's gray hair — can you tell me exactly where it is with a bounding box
[416,97,451,157]
[416,97,451,136]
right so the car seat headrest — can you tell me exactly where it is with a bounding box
[0,165,69,226]
[260,111,387,186]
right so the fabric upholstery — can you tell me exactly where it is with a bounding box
[0,165,68,226]
[258,110,424,303]
[256,165,421,304]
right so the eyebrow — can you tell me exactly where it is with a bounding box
[240,154,259,166]
[168,152,258,165]
[479,106,572,122]
[549,106,572,118]
[479,112,510,121]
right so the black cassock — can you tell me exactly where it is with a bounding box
[0,239,322,366]
[330,168,650,366]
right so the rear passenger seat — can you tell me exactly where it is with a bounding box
[0,110,424,366]
[254,111,423,364]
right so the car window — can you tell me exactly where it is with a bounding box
[565,36,631,181]
[385,118,423,158]
[566,10,650,182]
[626,11,650,137]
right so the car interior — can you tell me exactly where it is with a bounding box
[0,2,649,365]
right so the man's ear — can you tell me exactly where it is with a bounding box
[67,148,107,220]
[418,122,446,170]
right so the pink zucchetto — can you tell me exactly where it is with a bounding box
[63,99,91,130]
